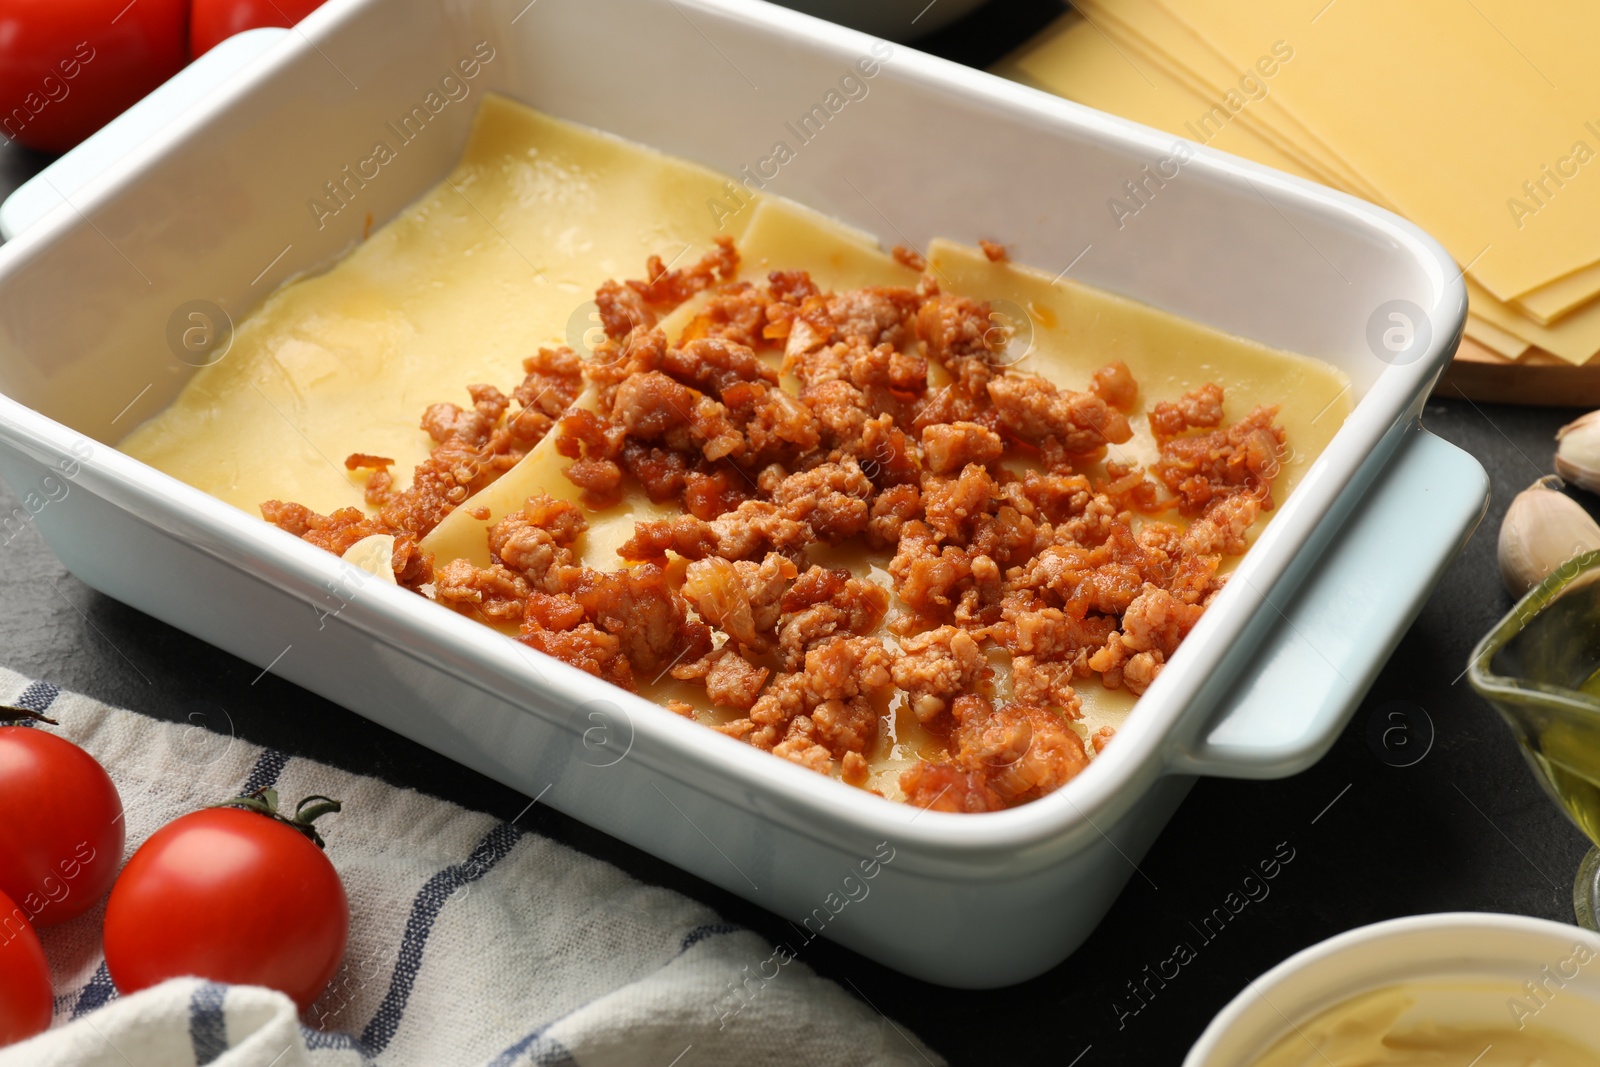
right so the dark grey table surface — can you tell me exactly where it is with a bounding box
[0,3,1592,1063]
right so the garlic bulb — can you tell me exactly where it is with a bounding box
[1499,476,1600,596]
[1556,411,1600,493]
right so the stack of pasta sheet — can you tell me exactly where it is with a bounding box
[997,0,1600,403]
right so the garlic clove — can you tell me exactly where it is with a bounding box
[1498,476,1600,597]
[1555,411,1600,494]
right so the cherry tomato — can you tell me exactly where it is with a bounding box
[0,888,53,1047]
[0,0,189,154]
[103,795,348,1011]
[190,0,325,57]
[0,723,124,928]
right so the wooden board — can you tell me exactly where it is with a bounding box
[1438,337,1600,407]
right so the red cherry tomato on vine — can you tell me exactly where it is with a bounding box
[0,888,52,1047]
[103,796,348,1011]
[0,0,189,154]
[0,722,124,927]
[190,0,326,58]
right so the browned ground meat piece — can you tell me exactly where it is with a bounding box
[525,591,586,630]
[704,500,813,560]
[672,648,771,711]
[1089,584,1206,694]
[986,373,1132,455]
[1120,585,1203,659]
[898,761,1007,813]
[827,288,921,349]
[594,278,654,340]
[520,620,635,691]
[681,553,796,652]
[995,469,1094,525]
[1090,361,1138,412]
[804,635,896,757]
[888,520,974,620]
[1010,656,1084,713]
[1010,538,1146,618]
[921,422,1004,475]
[422,401,494,447]
[909,381,993,431]
[785,336,927,398]
[707,651,771,710]
[1098,459,1166,514]
[636,235,740,309]
[772,717,835,776]
[968,505,1039,569]
[571,564,709,676]
[803,635,896,705]
[798,379,871,452]
[261,501,433,589]
[765,269,820,309]
[555,409,628,509]
[721,380,820,465]
[892,625,990,724]
[261,502,361,548]
[677,283,770,349]
[595,237,740,340]
[659,336,778,398]
[1154,404,1286,516]
[866,484,921,549]
[682,466,752,520]
[891,245,927,272]
[747,672,807,751]
[619,441,691,503]
[345,454,397,507]
[992,595,1117,664]
[1181,494,1261,556]
[841,750,870,786]
[855,416,921,488]
[738,637,896,767]
[564,459,624,506]
[921,463,996,544]
[1148,382,1225,438]
[769,459,874,540]
[487,494,587,588]
[950,696,1089,803]
[433,560,531,624]
[612,371,696,442]
[618,514,720,562]
[917,293,999,394]
[583,327,667,407]
[979,239,1008,263]
[515,346,585,417]
[776,568,891,668]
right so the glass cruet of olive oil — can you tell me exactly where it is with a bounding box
[1469,549,1600,929]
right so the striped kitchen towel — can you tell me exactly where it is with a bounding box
[0,670,941,1067]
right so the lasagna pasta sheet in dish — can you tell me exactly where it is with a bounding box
[122,95,1351,812]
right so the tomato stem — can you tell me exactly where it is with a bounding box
[0,704,60,726]
[208,787,342,850]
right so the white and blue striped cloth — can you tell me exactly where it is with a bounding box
[0,670,941,1067]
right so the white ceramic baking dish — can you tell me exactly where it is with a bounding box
[0,0,1486,987]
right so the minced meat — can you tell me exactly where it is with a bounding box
[261,240,1290,813]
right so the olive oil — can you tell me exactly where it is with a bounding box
[1523,669,1600,846]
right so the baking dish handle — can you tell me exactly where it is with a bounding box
[1168,425,1488,780]
[0,27,289,240]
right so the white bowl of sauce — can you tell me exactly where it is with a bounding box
[1186,913,1600,1066]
